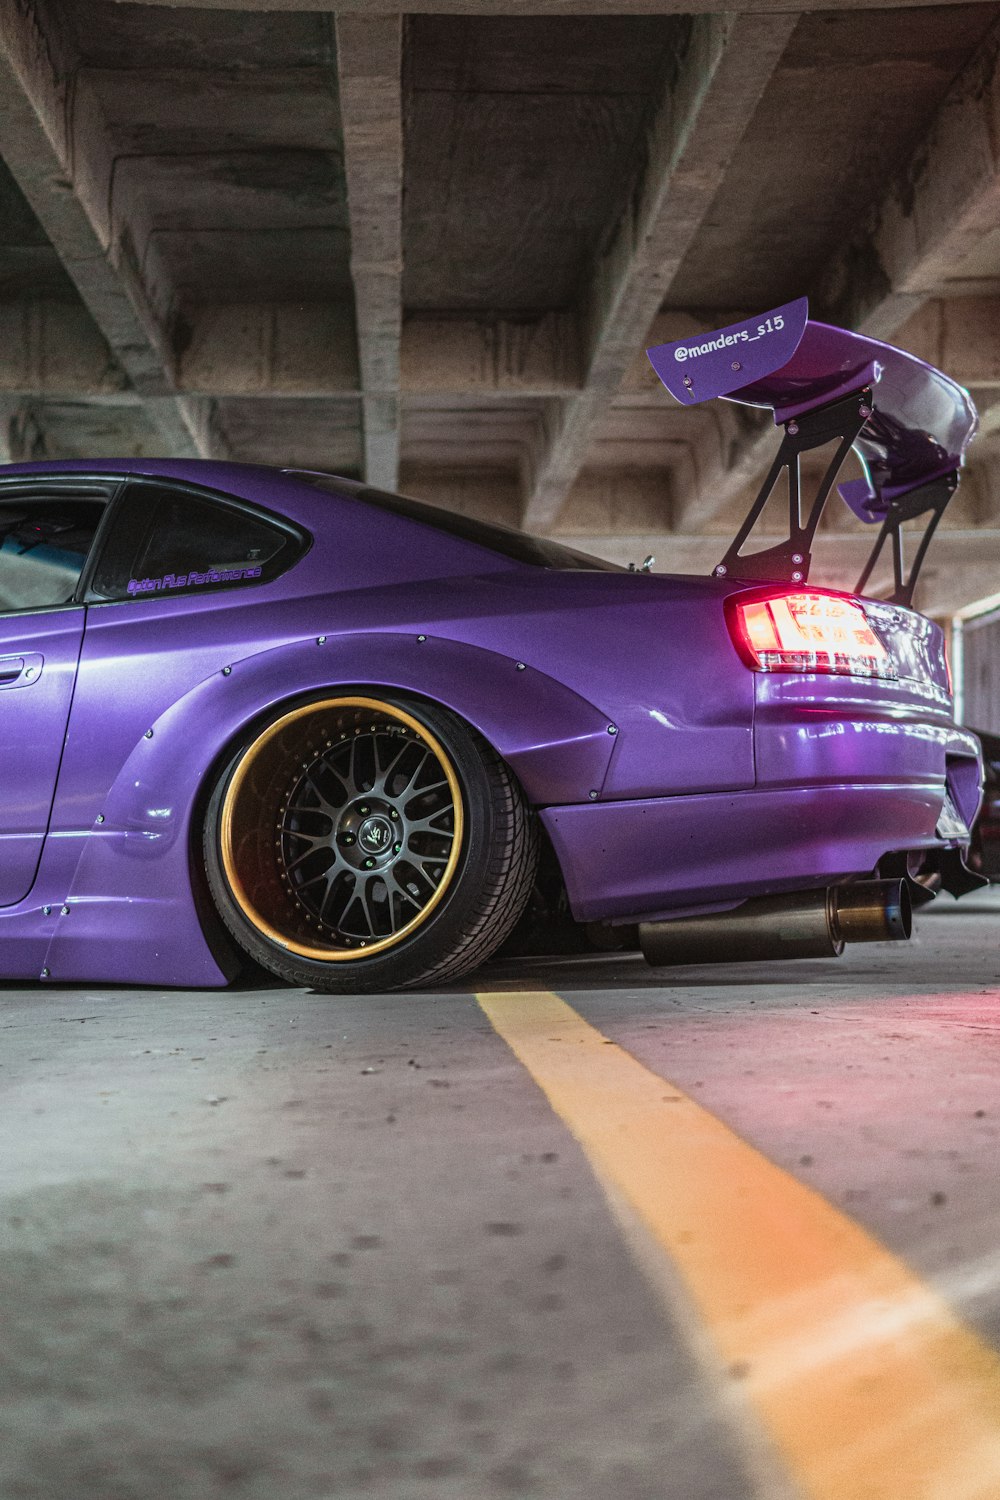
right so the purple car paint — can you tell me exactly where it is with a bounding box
[0,305,982,989]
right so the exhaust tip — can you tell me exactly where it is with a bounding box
[831,879,912,945]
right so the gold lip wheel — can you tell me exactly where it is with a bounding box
[220,697,465,962]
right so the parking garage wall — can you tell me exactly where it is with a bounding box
[961,607,1000,735]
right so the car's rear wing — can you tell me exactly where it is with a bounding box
[646,298,978,605]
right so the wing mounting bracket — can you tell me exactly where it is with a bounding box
[713,388,871,586]
[852,471,957,608]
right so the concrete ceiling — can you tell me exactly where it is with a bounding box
[1,0,1000,613]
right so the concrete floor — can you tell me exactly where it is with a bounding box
[2,892,1000,1499]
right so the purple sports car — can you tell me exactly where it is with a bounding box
[0,299,983,992]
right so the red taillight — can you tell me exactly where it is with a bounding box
[727,589,895,679]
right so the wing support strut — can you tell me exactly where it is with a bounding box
[713,389,871,587]
[852,472,957,607]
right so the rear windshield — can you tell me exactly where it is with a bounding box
[287,472,624,573]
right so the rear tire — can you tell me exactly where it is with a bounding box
[203,693,539,993]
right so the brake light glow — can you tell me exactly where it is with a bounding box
[728,590,895,679]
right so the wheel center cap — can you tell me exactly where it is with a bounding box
[357,815,394,855]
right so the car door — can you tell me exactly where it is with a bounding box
[0,479,114,905]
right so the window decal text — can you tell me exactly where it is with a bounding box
[127,565,263,597]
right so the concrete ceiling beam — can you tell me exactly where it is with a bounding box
[336,14,403,491]
[818,20,1000,340]
[0,301,128,399]
[178,304,359,398]
[0,0,205,456]
[114,0,993,14]
[0,400,45,464]
[179,306,578,397]
[520,10,799,533]
[974,398,1000,440]
[892,297,1000,388]
[402,313,582,398]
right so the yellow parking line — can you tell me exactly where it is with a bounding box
[477,989,1000,1500]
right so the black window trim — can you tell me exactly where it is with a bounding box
[0,473,124,619]
[81,474,312,607]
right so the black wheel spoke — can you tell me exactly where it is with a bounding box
[403,781,448,816]
[346,732,371,792]
[292,874,329,900]
[372,735,411,795]
[285,803,336,828]
[385,868,422,928]
[282,841,329,875]
[386,865,422,906]
[302,765,345,815]
[362,875,389,938]
[282,821,333,845]
[318,869,355,927]
[394,860,437,901]
[406,809,455,837]
[393,746,433,797]
[338,888,365,935]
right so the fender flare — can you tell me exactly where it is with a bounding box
[115,631,614,830]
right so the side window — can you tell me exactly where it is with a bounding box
[0,494,105,613]
[89,482,303,603]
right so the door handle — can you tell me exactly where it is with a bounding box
[0,653,43,689]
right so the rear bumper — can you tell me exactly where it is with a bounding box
[752,680,982,823]
[542,777,974,925]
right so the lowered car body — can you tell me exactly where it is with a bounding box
[0,298,982,991]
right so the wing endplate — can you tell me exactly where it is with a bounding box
[645,299,808,406]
